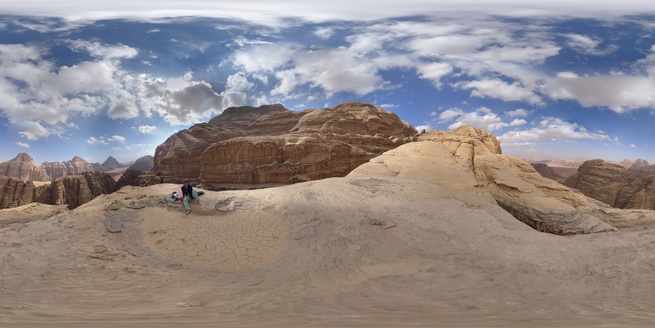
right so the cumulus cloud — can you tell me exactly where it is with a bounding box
[562,33,615,55]
[509,119,527,126]
[499,117,610,144]
[314,27,335,39]
[111,135,126,143]
[138,125,159,134]
[16,142,30,148]
[447,109,509,132]
[506,108,528,117]
[458,78,543,105]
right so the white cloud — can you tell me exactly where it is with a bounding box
[447,109,509,132]
[438,108,465,122]
[542,74,655,113]
[458,78,543,105]
[111,135,126,143]
[314,27,335,39]
[138,125,159,134]
[506,108,528,117]
[630,144,636,148]
[16,142,30,148]
[499,117,610,144]
[69,40,138,59]
[87,136,108,145]
[509,119,527,126]
[415,62,452,88]
[562,33,615,55]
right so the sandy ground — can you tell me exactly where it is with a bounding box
[2,151,655,326]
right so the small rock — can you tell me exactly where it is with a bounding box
[103,215,123,233]
[106,200,121,211]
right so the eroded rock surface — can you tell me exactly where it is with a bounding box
[153,102,417,187]
[565,159,655,209]
[41,156,96,180]
[349,126,617,235]
[0,153,50,181]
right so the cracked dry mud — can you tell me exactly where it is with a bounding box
[141,207,287,272]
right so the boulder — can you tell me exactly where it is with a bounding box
[153,102,417,187]
[564,159,655,209]
[0,153,50,181]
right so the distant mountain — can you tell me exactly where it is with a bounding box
[129,155,154,172]
[92,156,128,172]
[620,158,649,169]
[530,163,564,183]
[41,156,96,180]
[0,153,50,181]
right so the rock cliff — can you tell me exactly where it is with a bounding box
[41,156,96,179]
[153,102,417,186]
[564,159,655,209]
[349,126,617,235]
[530,163,564,182]
[94,156,127,171]
[0,153,50,181]
[0,172,117,210]
[129,155,154,172]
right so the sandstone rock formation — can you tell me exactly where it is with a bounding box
[530,163,564,182]
[153,102,417,187]
[115,168,144,190]
[621,158,649,169]
[0,153,50,181]
[0,172,116,210]
[41,156,96,180]
[564,159,655,210]
[129,155,154,172]
[349,126,616,235]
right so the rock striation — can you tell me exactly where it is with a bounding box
[41,156,96,180]
[349,126,616,235]
[0,153,50,181]
[129,155,154,172]
[0,172,117,210]
[116,168,144,190]
[564,159,655,210]
[153,102,417,187]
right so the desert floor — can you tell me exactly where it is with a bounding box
[2,175,655,328]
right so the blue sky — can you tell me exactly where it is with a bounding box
[1,1,655,165]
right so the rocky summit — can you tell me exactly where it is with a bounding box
[153,102,417,187]
[565,159,655,210]
[41,156,96,180]
[0,153,50,181]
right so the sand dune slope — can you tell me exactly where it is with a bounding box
[2,141,655,327]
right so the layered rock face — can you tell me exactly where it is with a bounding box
[0,172,116,210]
[41,156,96,179]
[129,155,154,172]
[564,159,655,209]
[531,163,564,182]
[94,156,127,172]
[349,126,617,235]
[153,102,417,186]
[0,153,50,181]
[116,168,144,190]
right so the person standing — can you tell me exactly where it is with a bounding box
[181,179,201,215]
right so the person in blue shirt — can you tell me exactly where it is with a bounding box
[181,179,201,215]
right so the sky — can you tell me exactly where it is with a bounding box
[1,1,655,165]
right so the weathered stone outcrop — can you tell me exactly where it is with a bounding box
[531,163,564,182]
[349,125,616,235]
[116,168,144,190]
[0,153,50,181]
[153,102,417,186]
[0,176,37,208]
[41,156,96,180]
[129,155,154,172]
[0,172,116,210]
[564,159,655,209]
